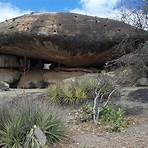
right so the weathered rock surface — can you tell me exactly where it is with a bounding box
[0,12,147,67]
[17,65,144,89]
[0,54,19,68]
[17,70,86,88]
[0,69,21,86]
[99,66,138,87]
[136,78,148,86]
[0,81,9,91]
[17,70,46,89]
[140,41,148,63]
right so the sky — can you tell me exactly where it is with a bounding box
[0,0,145,22]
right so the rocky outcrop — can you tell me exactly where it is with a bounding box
[0,12,147,67]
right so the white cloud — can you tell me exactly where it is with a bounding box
[71,0,148,30]
[0,2,30,22]
[71,0,121,19]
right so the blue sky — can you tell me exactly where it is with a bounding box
[0,0,81,12]
[0,0,145,22]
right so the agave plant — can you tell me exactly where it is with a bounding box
[0,101,67,148]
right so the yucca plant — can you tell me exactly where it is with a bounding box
[48,78,100,105]
[0,101,67,148]
[48,83,63,103]
[62,85,86,104]
[78,78,99,93]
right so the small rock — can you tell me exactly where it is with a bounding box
[34,126,47,146]
[136,78,148,86]
[0,81,9,91]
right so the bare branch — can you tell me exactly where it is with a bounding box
[103,89,117,108]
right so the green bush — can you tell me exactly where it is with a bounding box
[48,78,100,104]
[100,106,128,132]
[0,101,67,147]
[79,104,127,132]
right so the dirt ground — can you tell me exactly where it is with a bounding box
[1,88,148,148]
[61,115,148,148]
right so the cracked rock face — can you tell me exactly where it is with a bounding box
[0,12,147,67]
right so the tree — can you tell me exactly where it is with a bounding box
[120,0,148,30]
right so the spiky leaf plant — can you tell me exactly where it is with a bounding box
[0,101,67,148]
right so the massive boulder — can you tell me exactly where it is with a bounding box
[0,12,147,67]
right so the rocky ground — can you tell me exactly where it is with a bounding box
[0,87,148,148]
[65,118,148,148]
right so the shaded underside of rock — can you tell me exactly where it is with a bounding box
[0,54,19,68]
[17,70,86,88]
[0,69,21,86]
[0,12,147,67]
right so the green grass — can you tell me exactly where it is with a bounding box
[0,101,67,147]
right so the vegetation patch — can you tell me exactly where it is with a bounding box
[48,77,100,104]
[79,104,128,132]
[0,101,67,147]
[99,106,128,132]
[48,76,127,132]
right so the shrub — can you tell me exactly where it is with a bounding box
[62,84,87,104]
[48,83,63,103]
[77,78,99,96]
[100,106,128,132]
[79,104,128,132]
[0,101,67,147]
[79,103,93,122]
[48,78,100,104]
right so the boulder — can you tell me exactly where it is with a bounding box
[136,78,148,86]
[0,81,9,91]
[99,66,138,87]
[113,87,148,116]
[63,73,98,83]
[0,12,147,67]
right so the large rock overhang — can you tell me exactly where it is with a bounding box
[0,12,147,67]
